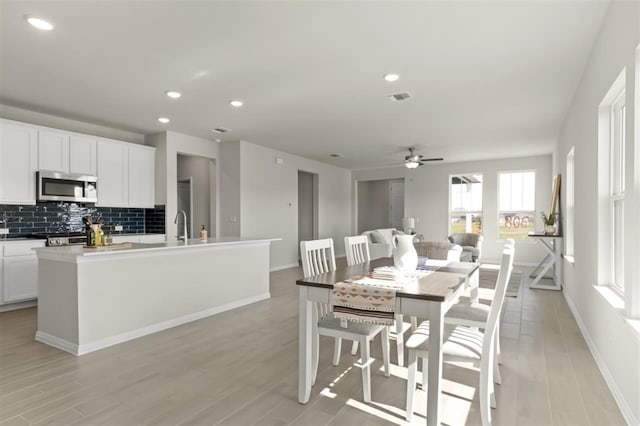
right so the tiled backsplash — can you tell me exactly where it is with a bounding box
[144,205,165,234]
[0,202,166,238]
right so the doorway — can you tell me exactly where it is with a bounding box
[177,154,216,237]
[298,171,318,254]
[177,177,193,238]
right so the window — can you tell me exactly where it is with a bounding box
[565,147,575,258]
[597,69,626,297]
[449,174,483,234]
[610,88,625,293]
[498,171,535,239]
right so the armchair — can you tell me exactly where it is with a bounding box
[413,241,462,262]
[448,233,483,262]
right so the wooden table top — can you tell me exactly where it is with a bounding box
[296,258,466,302]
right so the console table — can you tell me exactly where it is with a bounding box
[527,233,562,290]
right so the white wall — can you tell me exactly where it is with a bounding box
[237,141,351,270]
[353,154,552,264]
[555,1,639,423]
[0,104,144,144]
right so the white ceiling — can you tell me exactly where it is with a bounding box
[0,1,610,169]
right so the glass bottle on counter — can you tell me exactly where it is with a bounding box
[200,225,207,241]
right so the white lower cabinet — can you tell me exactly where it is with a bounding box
[1,240,45,305]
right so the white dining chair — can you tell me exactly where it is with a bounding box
[405,246,514,425]
[344,235,413,367]
[444,238,515,384]
[301,238,390,403]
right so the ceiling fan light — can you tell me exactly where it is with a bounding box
[405,161,419,169]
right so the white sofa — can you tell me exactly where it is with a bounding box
[361,228,404,259]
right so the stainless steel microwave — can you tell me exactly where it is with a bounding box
[36,171,98,203]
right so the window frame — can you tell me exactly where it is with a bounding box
[609,89,626,295]
[497,169,537,240]
[565,147,575,259]
[448,173,483,235]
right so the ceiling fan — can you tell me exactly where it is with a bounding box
[403,147,443,169]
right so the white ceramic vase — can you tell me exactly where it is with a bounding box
[545,225,556,235]
[392,234,418,272]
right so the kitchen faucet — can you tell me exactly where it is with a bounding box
[174,210,188,243]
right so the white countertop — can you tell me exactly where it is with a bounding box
[34,236,281,262]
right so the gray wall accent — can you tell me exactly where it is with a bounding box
[219,141,241,237]
[298,171,314,244]
[357,180,392,233]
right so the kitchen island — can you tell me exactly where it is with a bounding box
[34,237,279,355]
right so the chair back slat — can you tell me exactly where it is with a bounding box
[300,238,336,277]
[344,235,371,266]
[482,243,515,357]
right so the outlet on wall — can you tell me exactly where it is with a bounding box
[114,225,123,231]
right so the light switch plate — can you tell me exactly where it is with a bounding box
[0,228,9,235]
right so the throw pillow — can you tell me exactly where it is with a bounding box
[371,230,386,244]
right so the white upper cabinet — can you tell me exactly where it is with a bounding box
[69,135,97,175]
[0,121,38,204]
[128,144,155,208]
[38,130,70,173]
[97,140,129,207]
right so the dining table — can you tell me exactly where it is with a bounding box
[297,257,478,426]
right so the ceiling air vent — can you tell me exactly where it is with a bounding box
[388,92,412,102]
[211,127,231,134]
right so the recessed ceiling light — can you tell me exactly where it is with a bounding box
[384,73,399,82]
[229,100,243,108]
[25,15,54,31]
[165,91,181,99]
[215,139,221,143]
[157,117,170,124]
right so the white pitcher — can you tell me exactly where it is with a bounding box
[392,234,418,272]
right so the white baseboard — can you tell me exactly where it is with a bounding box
[0,299,37,312]
[270,262,299,272]
[37,292,271,356]
[35,331,79,354]
[563,292,638,426]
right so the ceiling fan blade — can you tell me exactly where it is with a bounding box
[419,157,444,162]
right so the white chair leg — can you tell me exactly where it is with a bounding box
[351,340,359,355]
[480,356,492,426]
[381,327,390,377]
[421,355,428,391]
[496,326,502,365]
[312,331,319,385]
[360,337,372,403]
[492,332,501,384]
[395,315,405,367]
[332,337,342,366]
[405,349,418,421]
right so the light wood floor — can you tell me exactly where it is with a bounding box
[0,262,626,426]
